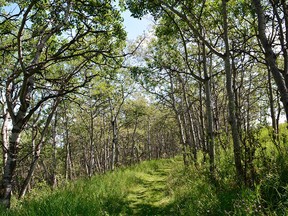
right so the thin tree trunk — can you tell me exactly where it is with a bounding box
[222,0,243,181]
[178,74,197,163]
[51,111,58,189]
[202,41,215,176]
[64,102,72,180]
[111,118,117,170]
[88,109,95,177]
[199,82,207,160]
[130,118,138,164]
[83,144,89,176]
[19,99,60,198]
[147,117,152,160]
[109,90,126,170]
[181,109,192,162]
[1,111,10,173]
[268,68,280,150]
[105,133,111,171]
[169,74,188,165]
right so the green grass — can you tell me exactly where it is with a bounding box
[1,151,288,215]
[0,158,179,216]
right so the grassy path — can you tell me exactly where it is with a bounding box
[125,160,177,215]
[3,156,275,215]
[0,158,183,216]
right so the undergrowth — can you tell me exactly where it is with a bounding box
[1,145,288,215]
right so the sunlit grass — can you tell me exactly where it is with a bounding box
[0,158,179,216]
[1,135,288,216]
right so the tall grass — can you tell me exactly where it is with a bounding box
[163,124,288,215]
[0,158,177,216]
[2,125,288,216]
[1,169,136,215]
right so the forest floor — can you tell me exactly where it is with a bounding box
[125,163,175,215]
[1,158,182,216]
[5,155,285,215]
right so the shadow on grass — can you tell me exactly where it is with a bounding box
[127,202,178,216]
[100,194,180,216]
[111,166,180,215]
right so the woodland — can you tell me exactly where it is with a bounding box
[0,0,288,215]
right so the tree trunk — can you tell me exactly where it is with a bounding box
[111,119,118,170]
[202,41,215,176]
[65,131,72,180]
[178,74,197,164]
[1,76,32,208]
[199,81,207,160]
[64,103,73,180]
[130,118,138,165]
[1,111,10,173]
[268,68,280,150]
[19,100,59,198]
[147,118,152,160]
[168,73,188,165]
[88,109,95,176]
[253,0,288,122]
[0,122,22,208]
[222,0,243,181]
[51,111,58,189]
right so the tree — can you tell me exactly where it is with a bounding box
[125,0,243,178]
[18,97,60,199]
[252,0,288,122]
[0,0,125,208]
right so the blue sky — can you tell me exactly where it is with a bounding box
[3,3,152,41]
[121,10,153,40]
